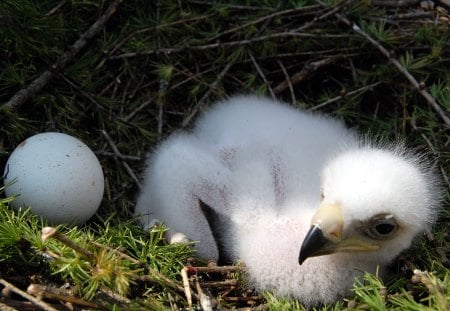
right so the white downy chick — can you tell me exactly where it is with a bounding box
[134,95,441,306]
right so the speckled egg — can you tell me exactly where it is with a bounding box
[4,132,104,225]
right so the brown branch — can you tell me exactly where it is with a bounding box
[186,264,245,274]
[41,227,96,261]
[207,5,322,42]
[3,0,123,109]
[350,22,450,127]
[277,60,296,104]
[315,0,450,127]
[112,32,349,59]
[273,56,345,94]
[97,13,217,68]
[0,279,59,311]
[295,0,352,32]
[372,0,420,7]
[0,299,66,311]
[27,284,105,310]
[308,82,383,111]
[249,50,275,99]
[101,130,142,189]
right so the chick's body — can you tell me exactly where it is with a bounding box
[135,95,440,306]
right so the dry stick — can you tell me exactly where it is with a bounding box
[207,5,322,42]
[0,302,16,311]
[45,0,68,16]
[0,279,59,311]
[182,63,233,127]
[273,55,345,94]
[201,279,239,288]
[27,284,103,310]
[277,60,296,105]
[438,0,450,8]
[408,116,450,190]
[188,0,269,10]
[308,81,383,111]
[3,0,123,109]
[122,98,153,122]
[294,0,353,32]
[112,32,349,59]
[193,276,213,311]
[181,267,193,310]
[97,13,215,69]
[42,227,96,261]
[440,165,450,189]
[188,265,245,274]
[98,287,131,304]
[372,0,420,7]
[56,72,113,116]
[101,130,142,189]
[324,7,450,127]
[98,151,141,161]
[249,51,276,99]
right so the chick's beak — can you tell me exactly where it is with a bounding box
[298,204,379,265]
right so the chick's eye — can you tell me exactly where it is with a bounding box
[364,214,398,240]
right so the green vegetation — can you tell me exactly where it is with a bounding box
[0,0,448,309]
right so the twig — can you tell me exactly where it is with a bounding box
[181,267,193,310]
[56,72,112,115]
[157,80,168,139]
[273,56,344,94]
[92,241,139,263]
[372,0,420,7]
[27,284,104,310]
[437,0,450,8]
[41,227,96,261]
[207,5,322,42]
[98,288,131,304]
[182,63,232,127]
[386,12,434,20]
[112,32,349,59]
[0,301,17,311]
[223,295,264,303]
[3,0,123,109]
[122,98,153,122]
[201,279,239,288]
[351,23,449,126]
[45,0,68,16]
[186,264,245,274]
[277,60,296,104]
[295,0,352,32]
[137,274,189,297]
[97,151,141,161]
[308,82,383,111]
[193,275,213,311]
[101,130,142,189]
[249,51,275,99]
[0,279,59,311]
[440,165,450,190]
[187,1,273,10]
[97,13,216,68]
[316,1,450,127]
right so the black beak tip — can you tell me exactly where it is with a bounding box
[298,225,328,266]
[298,253,308,265]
